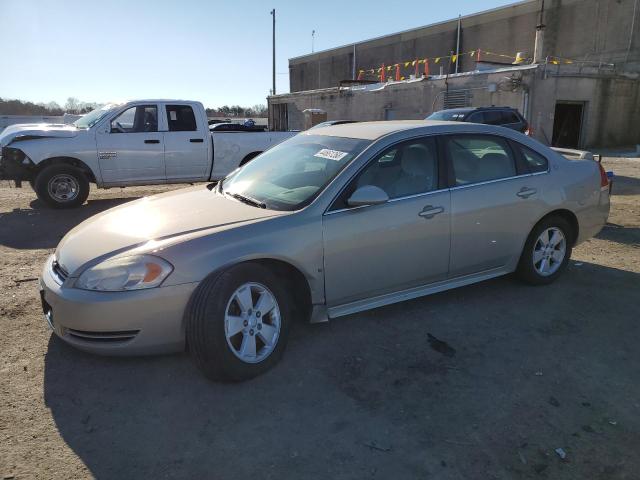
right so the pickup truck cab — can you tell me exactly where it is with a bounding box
[0,100,295,208]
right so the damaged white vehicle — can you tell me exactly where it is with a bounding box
[0,100,294,208]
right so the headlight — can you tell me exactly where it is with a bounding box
[75,254,173,291]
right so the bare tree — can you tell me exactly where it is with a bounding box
[65,97,80,114]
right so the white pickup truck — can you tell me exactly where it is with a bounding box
[0,99,295,208]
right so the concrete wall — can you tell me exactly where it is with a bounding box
[289,0,640,92]
[270,65,640,148]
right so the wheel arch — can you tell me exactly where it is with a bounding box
[532,209,579,246]
[188,257,315,326]
[35,156,97,183]
[244,258,313,323]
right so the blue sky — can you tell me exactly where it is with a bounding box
[0,0,516,108]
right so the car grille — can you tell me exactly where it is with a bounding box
[66,328,140,343]
[51,260,69,284]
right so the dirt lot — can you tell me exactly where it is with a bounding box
[1,157,639,479]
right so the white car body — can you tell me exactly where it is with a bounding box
[0,100,295,188]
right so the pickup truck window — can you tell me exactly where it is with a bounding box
[111,105,158,133]
[166,105,197,132]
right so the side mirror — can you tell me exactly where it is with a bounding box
[347,185,389,207]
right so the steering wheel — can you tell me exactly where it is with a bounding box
[113,121,126,133]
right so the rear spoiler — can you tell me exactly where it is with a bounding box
[551,147,602,163]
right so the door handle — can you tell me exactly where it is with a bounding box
[516,187,537,199]
[190,138,204,143]
[144,139,160,144]
[418,205,444,219]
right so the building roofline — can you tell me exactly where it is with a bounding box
[289,0,538,62]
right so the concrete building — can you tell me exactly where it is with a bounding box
[268,0,640,148]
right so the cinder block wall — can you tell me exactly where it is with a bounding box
[270,66,640,148]
[289,0,640,92]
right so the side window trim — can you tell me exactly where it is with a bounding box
[325,134,445,213]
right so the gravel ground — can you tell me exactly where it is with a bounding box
[1,157,639,479]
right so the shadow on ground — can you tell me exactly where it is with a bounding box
[43,262,640,479]
[596,224,640,247]
[0,197,139,249]
[610,175,640,196]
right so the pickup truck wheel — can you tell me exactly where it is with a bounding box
[517,216,573,285]
[34,164,90,209]
[186,263,291,382]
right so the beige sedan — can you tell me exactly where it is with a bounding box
[40,121,610,381]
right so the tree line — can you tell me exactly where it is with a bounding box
[0,97,98,115]
[1,98,268,118]
[205,104,268,118]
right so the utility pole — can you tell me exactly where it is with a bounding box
[271,9,276,96]
[533,0,546,63]
[312,30,315,53]
[455,15,461,74]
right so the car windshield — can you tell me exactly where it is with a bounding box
[221,134,371,211]
[427,111,467,121]
[73,104,119,129]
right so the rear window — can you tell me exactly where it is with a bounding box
[166,105,197,131]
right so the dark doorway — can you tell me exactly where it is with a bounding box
[552,102,584,148]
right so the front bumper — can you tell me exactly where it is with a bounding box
[40,255,198,355]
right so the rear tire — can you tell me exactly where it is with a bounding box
[34,164,89,209]
[186,263,291,382]
[517,216,573,285]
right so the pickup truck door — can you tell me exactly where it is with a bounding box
[163,104,210,181]
[96,104,165,184]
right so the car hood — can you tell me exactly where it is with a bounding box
[55,186,286,275]
[0,123,80,148]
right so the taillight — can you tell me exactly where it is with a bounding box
[598,162,609,188]
[525,126,533,136]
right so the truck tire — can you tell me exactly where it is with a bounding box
[34,164,90,209]
[186,263,292,382]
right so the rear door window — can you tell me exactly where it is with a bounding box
[502,111,521,124]
[518,144,549,173]
[445,135,518,186]
[467,112,485,123]
[166,105,197,131]
[482,111,503,125]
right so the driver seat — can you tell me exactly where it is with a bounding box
[388,145,436,197]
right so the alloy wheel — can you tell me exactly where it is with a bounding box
[532,227,566,277]
[224,282,281,363]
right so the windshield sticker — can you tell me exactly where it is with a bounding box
[314,149,348,161]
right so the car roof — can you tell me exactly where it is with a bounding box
[436,106,518,113]
[301,120,462,140]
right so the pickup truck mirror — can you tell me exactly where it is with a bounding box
[347,185,389,207]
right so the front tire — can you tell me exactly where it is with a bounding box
[517,216,573,285]
[34,164,90,209]
[186,263,291,382]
